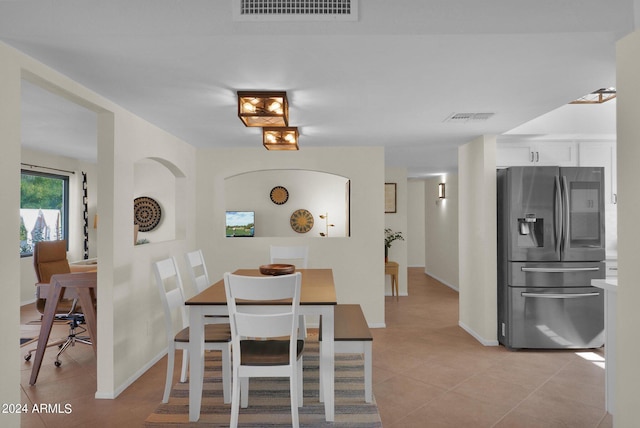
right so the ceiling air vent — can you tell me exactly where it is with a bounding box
[233,0,358,21]
[444,112,495,123]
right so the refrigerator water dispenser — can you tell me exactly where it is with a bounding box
[517,216,543,247]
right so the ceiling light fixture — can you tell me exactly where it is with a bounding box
[237,91,289,127]
[263,127,299,150]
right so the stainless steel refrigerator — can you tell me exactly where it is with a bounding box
[497,166,605,349]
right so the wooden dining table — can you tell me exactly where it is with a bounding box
[185,268,337,422]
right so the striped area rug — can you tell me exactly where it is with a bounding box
[145,340,381,427]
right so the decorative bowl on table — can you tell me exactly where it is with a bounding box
[259,264,295,276]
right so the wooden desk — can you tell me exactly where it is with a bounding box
[29,272,97,385]
[186,268,337,422]
[385,261,399,296]
[69,258,98,273]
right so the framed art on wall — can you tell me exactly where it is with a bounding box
[385,183,396,213]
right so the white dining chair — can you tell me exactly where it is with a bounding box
[184,249,210,294]
[153,257,231,404]
[224,271,304,428]
[185,249,229,324]
[269,245,309,268]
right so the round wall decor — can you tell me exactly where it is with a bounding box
[290,209,314,233]
[270,186,289,205]
[134,196,162,232]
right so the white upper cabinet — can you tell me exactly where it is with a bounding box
[496,141,577,167]
[497,139,617,205]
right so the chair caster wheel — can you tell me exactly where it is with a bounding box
[54,360,61,367]
[24,354,32,362]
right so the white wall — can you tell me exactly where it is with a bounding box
[196,147,386,326]
[425,175,459,290]
[407,179,425,267]
[384,168,408,296]
[458,136,498,345]
[615,29,640,426]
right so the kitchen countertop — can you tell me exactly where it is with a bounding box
[592,278,618,292]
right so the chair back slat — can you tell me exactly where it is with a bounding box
[235,312,294,338]
[229,274,299,301]
[165,288,184,312]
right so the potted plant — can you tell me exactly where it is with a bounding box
[384,228,404,262]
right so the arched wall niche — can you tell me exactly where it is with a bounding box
[224,169,350,238]
[133,157,187,243]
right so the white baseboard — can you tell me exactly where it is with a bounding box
[424,269,459,292]
[95,348,168,399]
[458,320,499,347]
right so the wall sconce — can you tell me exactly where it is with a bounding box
[263,127,299,150]
[237,91,289,127]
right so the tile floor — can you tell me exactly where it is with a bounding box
[373,268,612,428]
[19,268,613,427]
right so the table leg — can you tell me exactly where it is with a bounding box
[189,306,205,422]
[393,273,398,296]
[29,285,62,385]
[320,306,335,421]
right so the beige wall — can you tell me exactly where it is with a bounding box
[384,168,408,295]
[0,43,23,425]
[407,179,426,267]
[425,175,459,289]
[615,29,640,426]
[102,115,196,397]
[195,147,386,326]
[458,135,498,345]
[0,42,197,406]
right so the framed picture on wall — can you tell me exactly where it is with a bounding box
[385,183,396,213]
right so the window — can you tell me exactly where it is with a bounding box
[20,170,69,257]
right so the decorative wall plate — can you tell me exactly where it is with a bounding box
[134,196,162,232]
[290,209,314,233]
[270,186,289,205]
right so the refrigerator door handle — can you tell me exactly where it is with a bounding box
[554,176,562,254]
[521,267,600,273]
[521,292,600,299]
[562,176,570,253]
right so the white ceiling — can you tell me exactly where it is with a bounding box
[2,1,633,177]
